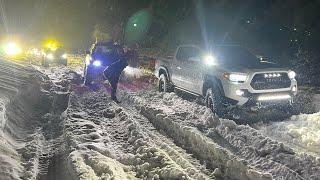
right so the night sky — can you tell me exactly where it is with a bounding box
[0,0,319,55]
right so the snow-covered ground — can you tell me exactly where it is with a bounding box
[1,62,320,179]
[257,111,320,157]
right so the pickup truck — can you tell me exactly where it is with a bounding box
[154,44,298,116]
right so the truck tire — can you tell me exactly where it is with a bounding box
[158,74,172,92]
[205,87,224,117]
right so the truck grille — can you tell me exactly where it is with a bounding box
[250,73,291,90]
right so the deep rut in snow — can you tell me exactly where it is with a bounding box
[0,61,72,179]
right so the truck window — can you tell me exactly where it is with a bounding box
[176,47,200,61]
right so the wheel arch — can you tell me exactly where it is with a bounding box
[202,75,225,97]
[158,67,170,81]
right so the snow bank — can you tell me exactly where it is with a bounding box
[258,112,320,156]
[123,66,144,79]
[0,61,47,179]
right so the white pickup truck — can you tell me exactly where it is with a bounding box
[154,44,298,116]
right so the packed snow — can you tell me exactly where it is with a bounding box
[257,112,320,157]
[1,60,320,180]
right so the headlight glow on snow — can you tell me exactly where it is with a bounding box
[224,72,248,82]
[46,53,54,60]
[257,94,291,101]
[204,55,216,66]
[288,70,296,79]
[92,60,101,67]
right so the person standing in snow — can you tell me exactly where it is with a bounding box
[103,53,128,103]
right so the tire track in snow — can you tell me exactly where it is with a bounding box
[122,90,320,180]
[65,90,214,179]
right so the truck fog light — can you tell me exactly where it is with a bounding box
[236,89,244,96]
[292,85,297,92]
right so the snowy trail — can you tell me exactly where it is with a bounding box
[65,90,214,179]
[3,64,317,180]
[121,89,320,179]
[45,66,320,180]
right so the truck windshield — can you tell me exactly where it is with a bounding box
[93,45,120,56]
[214,46,263,68]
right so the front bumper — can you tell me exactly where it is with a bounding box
[221,78,297,106]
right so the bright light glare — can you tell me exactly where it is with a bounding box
[93,60,101,66]
[257,94,291,101]
[62,53,67,59]
[4,42,22,56]
[46,53,54,60]
[288,71,296,79]
[204,55,216,66]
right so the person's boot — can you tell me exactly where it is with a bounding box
[112,96,121,103]
[111,91,121,103]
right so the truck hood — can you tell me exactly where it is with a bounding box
[220,62,289,72]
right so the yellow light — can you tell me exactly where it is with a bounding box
[4,42,22,56]
[44,39,60,51]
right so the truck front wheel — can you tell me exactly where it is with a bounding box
[158,74,172,92]
[205,87,224,117]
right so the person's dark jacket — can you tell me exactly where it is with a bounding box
[104,58,128,81]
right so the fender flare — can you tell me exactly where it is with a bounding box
[158,67,171,81]
[202,75,225,97]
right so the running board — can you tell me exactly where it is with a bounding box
[174,86,201,97]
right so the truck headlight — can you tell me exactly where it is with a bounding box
[224,72,248,83]
[204,55,217,66]
[92,60,101,67]
[288,70,296,79]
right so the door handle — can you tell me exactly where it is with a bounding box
[177,66,182,70]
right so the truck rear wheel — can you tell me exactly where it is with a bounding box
[205,87,224,117]
[158,74,172,92]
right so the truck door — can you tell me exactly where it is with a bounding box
[179,46,203,94]
[170,47,186,88]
